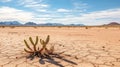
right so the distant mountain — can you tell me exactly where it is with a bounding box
[0,21,22,26]
[107,22,120,25]
[0,21,85,26]
[103,22,120,26]
[38,23,85,26]
[68,24,85,26]
[24,22,37,26]
[38,23,64,26]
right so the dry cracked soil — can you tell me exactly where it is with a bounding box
[0,26,120,67]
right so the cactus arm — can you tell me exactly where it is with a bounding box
[24,48,33,53]
[24,40,33,51]
[35,36,38,45]
[40,35,50,45]
[40,39,45,45]
[45,35,50,44]
[40,40,46,49]
[29,37,35,45]
[43,35,50,47]
[34,36,38,51]
[40,35,50,52]
[29,36,38,51]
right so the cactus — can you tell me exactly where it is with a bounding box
[24,35,77,66]
[40,35,49,53]
[24,40,32,51]
[24,36,38,53]
[24,35,55,59]
[29,36,38,51]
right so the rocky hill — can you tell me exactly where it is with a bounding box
[107,22,120,25]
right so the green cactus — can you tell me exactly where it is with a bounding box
[29,36,38,51]
[24,36,38,53]
[24,35,77,66]
[24,40,32,51]
[39,35,50,56]
[24,35,53,59]
[40,35,50,51]
[29,36,38,45]
[24,35,67,61]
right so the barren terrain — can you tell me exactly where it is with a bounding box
[0,26,120,67]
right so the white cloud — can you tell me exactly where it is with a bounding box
[31,17,51,23]
[0,6,51,24]
[56,1,88,13]
[71,1,88,13]
[0,0,11,2]
[73,2,88,9]
[18,0,49,12]
[51,8,120,25]
[36,9,47,12]
[0,6,34,23]
[57,8,70,12]
[79,8,120,25]
[0,6,120,25]
[81,9,120,19]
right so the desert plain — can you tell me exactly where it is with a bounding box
[0,26,120,67]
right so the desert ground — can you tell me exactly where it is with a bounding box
[0,26,120,67]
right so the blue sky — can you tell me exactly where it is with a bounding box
[0,0,120,25]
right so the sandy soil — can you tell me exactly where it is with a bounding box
[0,26,120,67]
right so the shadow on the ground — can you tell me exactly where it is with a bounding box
[39,54,77,67]
[27,53,77,67]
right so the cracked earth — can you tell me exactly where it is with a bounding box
[0,27,120,67]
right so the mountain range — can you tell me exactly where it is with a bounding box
[0,21,119,26]
[0,21,85,26]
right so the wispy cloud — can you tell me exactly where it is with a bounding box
[0,6,34,23]
[1,6,120,25]
[55,1,88,16]
[73,2,88,10]
[50,8,120,25]
[0,0,11,2]
[57,8,71,12]
[37,9,47,12]
[0,0,120,25]
[18,0,49,12]
[71,0,88,13]
[81,8,120,19]
[0,6,51,23]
